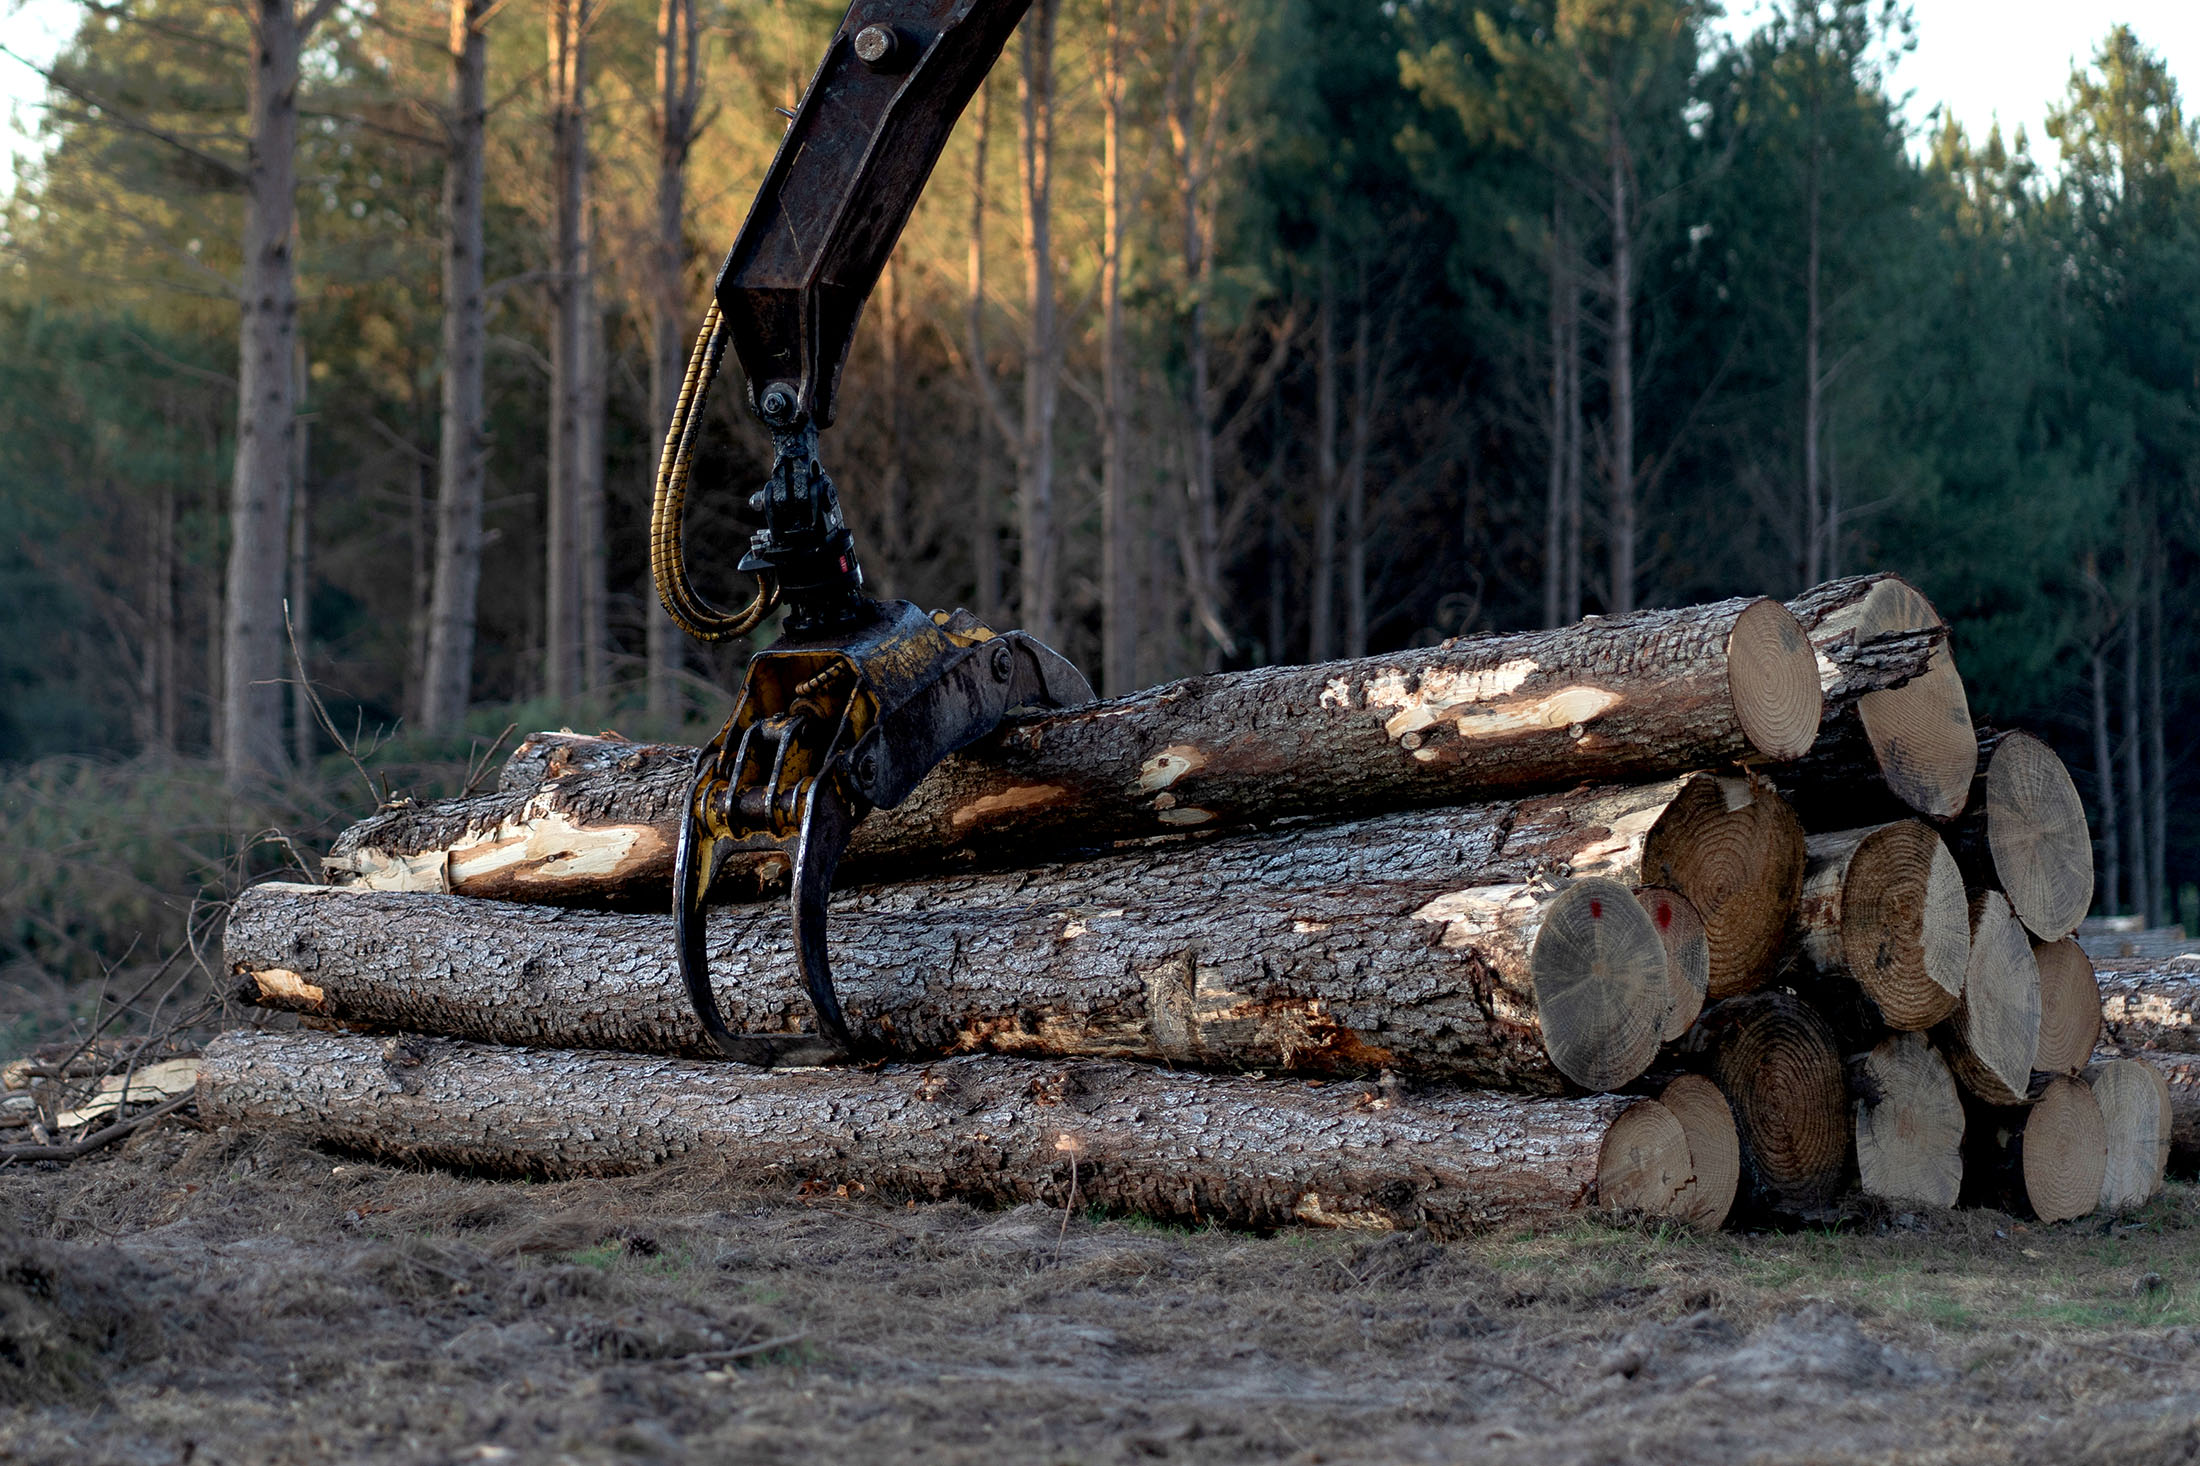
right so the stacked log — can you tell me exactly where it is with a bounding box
[202,576,2153,1233]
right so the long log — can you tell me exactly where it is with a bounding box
[237,796,1705,1092]
[1688,992,1850,1218]
[2084,1057,2171,1212]
[2096,959,2200,1054]
[1960,1075,2104,1223]
[252,779,1810,1090]
[1655,1073,1739,1228]
[1851,1032,1964,1209]
[325,597,1831,904]
[1792,822,1968,1032]
[1785,574,1977,821]
[193,1030,1684,1237]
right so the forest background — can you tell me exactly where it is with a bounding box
[2,0,2197,1046]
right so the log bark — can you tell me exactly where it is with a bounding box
[2033,939,2103,1076]
[326,597,1827,901]
[1851,1032,1963,1209]
[1786,575,1976,820]
[195,1030,1679,1237]
[1936,891,2041,1106]
[1960,1075,2104,1223]
[2083,1057,2170,1212]
[2098,959,2200,1054]
[1688,992,1850,1218]
[1792,822,1967,1032]
[239,793,1698,1093]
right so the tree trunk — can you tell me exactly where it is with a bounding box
[2084,1056,2170,1212]
[224,0,315,782]
[1016,0,1060,644]
[2097,959,2200,1054]
[1792,822,1967,1033]
[1561,233,1583,625]
[1955,730,2095,943]
[1097,4,1131,692]
[1342,275,1373,660]
[543,0,591,703]
[577,271,607,694]
[2124,603,2147,928]
[287,342,312,767]
[1801,75,1824,589]
[1960,1075,2103,1223]
[422,41,485,738]
[2147,547,2167,930]
[255,798,1695,1092]
[644,0,699,723]
[1605,117,1635,616]
[1309,239,1340,663]
[1851,1032,1963,1209]
[324,598,1825,900]
[964,80,1001,625]
[2092,639,2121,914]
[1937,891,2041,1107]
[1543,193,1567,631]
[1783,574,1977,821]
[1686,991,1849,1219]
[2032,938,2102,1076]
[196,1029,1701,1236]
[154,475,178,750]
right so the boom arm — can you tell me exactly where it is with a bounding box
[717,0,1032,430]
[650,0,1090,1068]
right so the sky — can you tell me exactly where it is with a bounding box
[1,0,2198,195]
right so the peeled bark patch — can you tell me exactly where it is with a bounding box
[1639,774,1806,999]
[1938,892,2041,1107]
[1788,575,1977,820]
[1794,823,1967,1032]
[1979,731,2094,942]
[2098,960,2200,1053]
[2032,939,2103,1076]
[328,596,1824,904]
[1853,1033,1963,1209]
[2084,1058,2171,1213]
[194,1030,1662,1237]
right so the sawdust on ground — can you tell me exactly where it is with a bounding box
[4,1124,2200,1465]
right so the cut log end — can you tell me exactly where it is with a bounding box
[2020,1076,2109,1224]
[1940,891,2041,1106]
[1985,731,2094,941]
[1658,1072,1739,1228]
[1528,879,1671,1092]
[1641,774,1807,1001]
[1854,1033,1964,1209]
[1839,822,1968,1031]
[1596,1100,1693,1217]
[1635,886,1709,1041]
[1703,992,1850,1216]
[1725,598,1824,761]
[2085,1058,2171,1213]
[2032,939,2103,1076]
[1845,579,1978,819]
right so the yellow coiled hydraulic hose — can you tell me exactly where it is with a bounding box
[650,300,780,641]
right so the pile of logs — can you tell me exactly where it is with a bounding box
[198,573,2175,1236]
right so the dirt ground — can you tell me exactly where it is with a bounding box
[4,1122,2200,1466]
